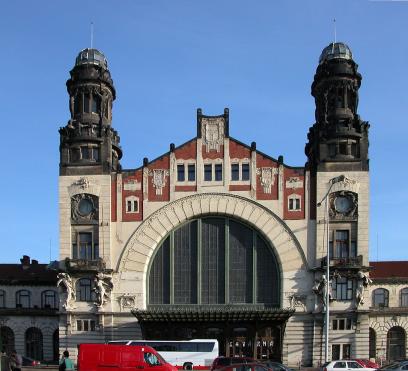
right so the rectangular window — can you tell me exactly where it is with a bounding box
[242,163,250,180]
[231,164,239,181]
[79,232,92,259]
[177,164,185,182]
[329,143,336,157]
[188,164,195,181]
[92,147,99,161]
[133,200,138,212]
[76,319,96,332]
[332,230,349,258]
[214,164,223,181]
[339,142,348,155]
[333,277,353,300]
[81,146,89,160]
[127,200,132,212]
[204,164,212,181]
[84,94,90,113]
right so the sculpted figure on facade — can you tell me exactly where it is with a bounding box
[94,272,113,308]
[355,270,372,306]
[256,167,279,194]
[313,274,333,308]
[149,169,169,196]
[57,273,76,309]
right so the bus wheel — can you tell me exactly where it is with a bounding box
[183,363,193,370]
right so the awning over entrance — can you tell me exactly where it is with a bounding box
[132,306,294,323]
[132,306,295,360]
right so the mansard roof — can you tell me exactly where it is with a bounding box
[370,261,408,281]
[0,256,57,285]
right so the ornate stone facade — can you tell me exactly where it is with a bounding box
[57,43,376,367]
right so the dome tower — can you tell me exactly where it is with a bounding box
[59,48,122,175]
[305,42,369,172]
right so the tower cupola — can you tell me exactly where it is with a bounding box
[305,42,369,172]
[59,48,122,175]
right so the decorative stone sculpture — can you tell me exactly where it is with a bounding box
[57,273,76,309]
[94,272,113,308]
[355,270,372,306]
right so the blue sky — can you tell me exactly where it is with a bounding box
[0,0,406,263]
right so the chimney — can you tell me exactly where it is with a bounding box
[20,255,30,269]
[31,259,38,265]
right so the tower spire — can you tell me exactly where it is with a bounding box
[90,22,94,49]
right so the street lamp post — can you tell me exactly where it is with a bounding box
[317,175,345,363]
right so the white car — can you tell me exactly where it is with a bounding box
[322,360,377,371]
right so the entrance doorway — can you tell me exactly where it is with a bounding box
[387,326,406,362]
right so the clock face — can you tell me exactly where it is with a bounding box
[78,198,93,216]
[334,196,353,213]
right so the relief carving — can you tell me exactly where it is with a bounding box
[118,294,136,311]
[71,193,99,222]
[201,117,225,152]
[149,169,169,196]
[256,167,279,193]
[286,177,304,189]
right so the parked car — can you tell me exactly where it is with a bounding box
[211,357,256,371]
[321,360,376,371]
[21,356,41,366]
[353,359,380,369]
[218,363,273,371]
[379,360,408,370]
[261,360,295,371]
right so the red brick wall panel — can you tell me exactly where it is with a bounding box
[175,140,197,160]
[229,140,251,159]
[202,145,224,159]
[229,184,251,191]
[256,153,279,200]
[148,155,170,202]
[283,167,305,220]
[122,170,143,222]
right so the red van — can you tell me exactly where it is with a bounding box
[77,344,178,371]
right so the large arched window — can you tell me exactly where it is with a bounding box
[16,290,31,308]
[148,217,280,306]
[0,326,15,354]
[400,288,408,307]
[25,327,43,361]
[41,290,57,309]
[373,288,389,308]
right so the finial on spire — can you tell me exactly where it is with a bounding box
[90,22,94,49]
[333,18,337,44]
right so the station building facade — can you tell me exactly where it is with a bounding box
[57,43,373,366]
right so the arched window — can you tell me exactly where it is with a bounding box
[369,328,376,359]
[148,217,280,306]
[387,326,406,362]
[25,327,43,360]
[373,288,389,308]
[0,326,15,354]
[0,289,5,308]
[400,288,408,307]
[16,289,31,308]
[41,290,57,309]
[76,278,95,302]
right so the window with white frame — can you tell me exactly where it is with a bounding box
[332,318,353,330]
[231,162,250,181]
[332,277,353,300]
[176,163,196,183]
[126,196,139,213]
[76,319,96,332]
[203,163,223,182]
[288,194,301,211]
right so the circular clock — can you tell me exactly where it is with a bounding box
[334,195,353,214]
[78,198,94,216]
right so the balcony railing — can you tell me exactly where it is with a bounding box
[65,257,106,272]
[321,255,363,268]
